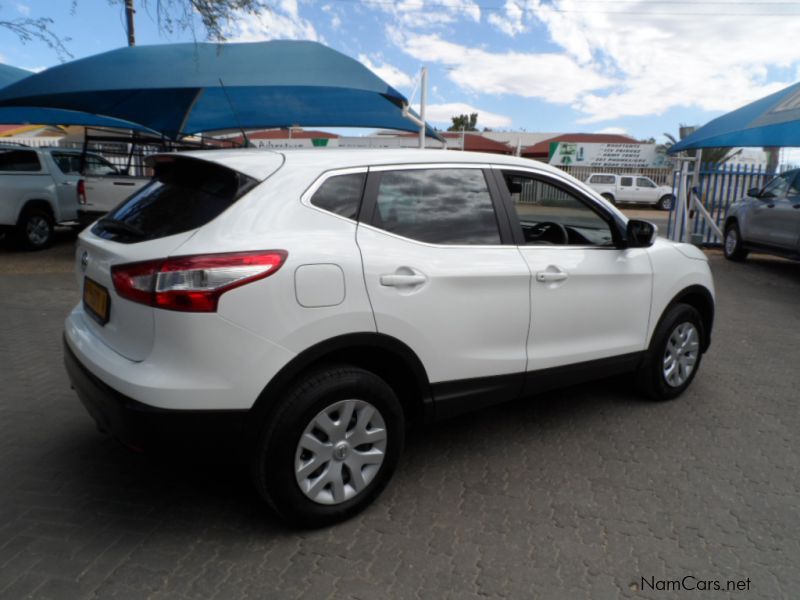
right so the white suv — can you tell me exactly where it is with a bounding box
[64,149,714,526]
[586,173,675,210]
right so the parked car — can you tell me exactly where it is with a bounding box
[64,149,715,527]
[723,168,800,262]
[586,173,675,210]
[0,145,147,249]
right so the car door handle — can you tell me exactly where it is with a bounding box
[113,181,137,186]
[793,204,800,209]
[536,269,569,283]
[380,274,426,287]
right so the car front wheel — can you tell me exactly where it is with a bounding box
[252,366,404,527]
[638,303,704,401]
[723,222,748,261]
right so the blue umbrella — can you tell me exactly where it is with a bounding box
[0,41,436,140]
[669,81,800,153]
[0,64,159,133]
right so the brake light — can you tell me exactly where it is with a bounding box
[111,251,287,312]
[77,179,86,205]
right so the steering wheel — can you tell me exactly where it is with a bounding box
[527,221,569,245]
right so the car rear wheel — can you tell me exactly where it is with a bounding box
[657,194,674,211]
[16,207,54,250]
[601,193,616,205]
[723,222,748,261]
[251,365,404,527]
[637,303,704,401]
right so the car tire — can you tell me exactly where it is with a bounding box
[657,194,674,211]
[637,303,704,401]
[251,365,404,528]
[16,207,54,250]
[601,193,616,205]
[723,222,748,262]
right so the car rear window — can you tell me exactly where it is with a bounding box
[92,156,257,243]
[589,175,615,185]
[0,149,41,172]
[310,172,366,220]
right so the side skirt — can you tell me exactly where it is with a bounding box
[430,352,645,422]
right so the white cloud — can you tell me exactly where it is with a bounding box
[524,0,799,122]
[595,126,628,135]
[362,0,480,29]
[16,3,30,16]
[358,55,414,90]
[395,30,614,104]
[227,0,318,42]
[488,1,526,37]
[413,102,513,128]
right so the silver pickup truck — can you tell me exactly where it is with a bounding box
[0,145,148,249]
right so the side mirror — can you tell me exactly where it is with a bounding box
[626,219,657,248]
[747,187,761,198]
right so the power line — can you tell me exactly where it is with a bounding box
[344,0,800,15]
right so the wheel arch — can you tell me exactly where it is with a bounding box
[246,333,433,443]
[661,285,714,352]
[18,199,55,224]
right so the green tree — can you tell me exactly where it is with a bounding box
[116,0,266,44]
[662,127,741,165]
[0,4,72,59]
[448,112,478,132]
[0,1,265,59]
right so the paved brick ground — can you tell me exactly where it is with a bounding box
[0,233,799,599]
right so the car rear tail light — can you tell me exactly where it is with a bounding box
[111,250,287,312]
[77,179,86,205]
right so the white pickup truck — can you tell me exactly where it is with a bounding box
[586,173,675,211]
[0,145,148,249]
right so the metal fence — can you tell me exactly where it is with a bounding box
[557,165,674,186]
[666,163,776,244]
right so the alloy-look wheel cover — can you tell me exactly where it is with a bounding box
[294,399,387,505]
[663,321,700,387]
[26,216,50,246]
[725,229,738,256]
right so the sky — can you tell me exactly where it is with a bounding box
[1,0,799,143]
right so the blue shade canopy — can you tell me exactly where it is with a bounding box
[669,81,800,153]
[0,41,437,140]
[0,63,158,133]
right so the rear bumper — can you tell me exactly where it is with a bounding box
[64,338,247,453]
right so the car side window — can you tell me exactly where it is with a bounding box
[589,174,614,185]
[84,155,119,176]
[620,177,633,187]
[0,149,41,172]
[500,171,616,247]
[786,172,800,196]
[371,168,500,245]
[761,172,792,198]
[637,177,656,188]
[310,172,366,220]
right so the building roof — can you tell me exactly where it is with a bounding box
[522,133,642,157]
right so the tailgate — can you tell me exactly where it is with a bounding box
[75,230,195,361]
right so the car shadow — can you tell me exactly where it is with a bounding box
[43,375,650,535]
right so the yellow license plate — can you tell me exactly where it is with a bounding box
[83,277,110,325]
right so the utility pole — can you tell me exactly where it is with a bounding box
[125,0,136,46]
[418,67,427,149]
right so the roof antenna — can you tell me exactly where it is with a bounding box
[219,77,250,148]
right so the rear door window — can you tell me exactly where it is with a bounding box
[370,168,501,245]
[92,156,257,243]
[0,149,41,172]
[620,177,633,187]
